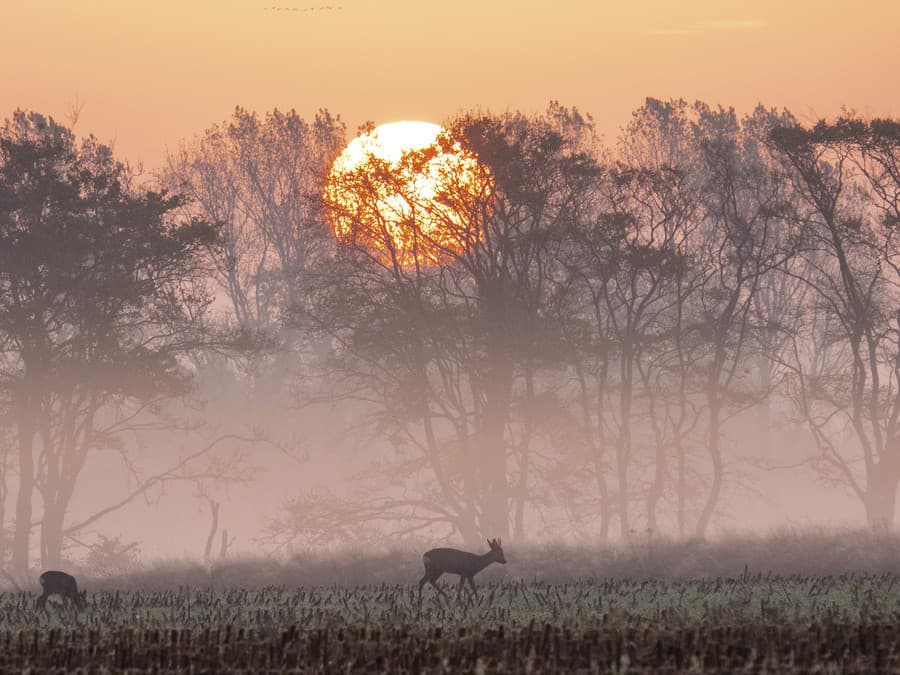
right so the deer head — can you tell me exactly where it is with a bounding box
[487,537,506,564]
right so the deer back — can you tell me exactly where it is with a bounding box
[39,571,79,595]
[424,548,483,575]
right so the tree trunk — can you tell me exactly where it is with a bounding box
[418,354,480,546]
[578,360,611,545]
[644,379,666,533]
[596,471,612,544]
[677,443,687,538]
[39,404,85,570]
[616,345,634,537]
[512,370,535,542]
[755,341,775,451]
[40,452,77,570]
[0,439,8,567]
[12,397,36,577]
[458,453,482,548]
[589,408,613,544]
[646,439,665,533]
[219,529,233,559]
[204,500,221,565]
[479,356,513,539]
[695,395,723,538]
[40,502,65,569]
[512,459,528,541]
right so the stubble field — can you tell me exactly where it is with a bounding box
[2,531,900,672]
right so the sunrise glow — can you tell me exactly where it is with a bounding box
[324,121,489,266]
[3,1,900,668]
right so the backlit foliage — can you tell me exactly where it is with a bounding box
[324,123,493,268]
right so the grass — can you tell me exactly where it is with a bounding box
[5,572,900,630]
[1,573,899,671]
[1,528,900,670]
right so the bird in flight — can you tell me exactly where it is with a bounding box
[263,5,344,11]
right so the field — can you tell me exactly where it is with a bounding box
[2,531,900,672]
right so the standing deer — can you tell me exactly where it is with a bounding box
[36,571,87,611]
[418,538,506,602]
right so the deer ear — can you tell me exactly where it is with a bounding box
[497,537,501,546]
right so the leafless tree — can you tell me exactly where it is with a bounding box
[283,106,599,546]
[564,156,699,537]
[569,100,801,539]
[164,107,346,334]
[771,115,900,528]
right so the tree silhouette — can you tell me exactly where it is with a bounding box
[286,106,599,545]
[0,110,219,571]
[771,115,900,528]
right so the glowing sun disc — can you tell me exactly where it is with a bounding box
[324,120,487,266]
[340,121,441,165]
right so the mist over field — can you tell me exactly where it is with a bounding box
[0,99,897,586]
[3,2,900,671]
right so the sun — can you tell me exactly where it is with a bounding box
[324,121,489,267]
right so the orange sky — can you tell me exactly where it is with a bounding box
[3,0,897,170]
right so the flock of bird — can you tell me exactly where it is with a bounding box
[263,5,344,11]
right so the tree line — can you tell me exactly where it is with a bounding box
[1,100,898,574]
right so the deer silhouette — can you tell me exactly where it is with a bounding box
[418,538,506,602]
[35,571,87,611]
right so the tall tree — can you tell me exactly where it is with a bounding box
[599,99,799,537]
[771,115,900,528]
[566,159,698,537]
[165,107,345,333]
[688,104,799,536]
[287,106,598,545]
[0,110,218,571]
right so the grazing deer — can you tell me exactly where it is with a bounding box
[36,571,87,611]
[418,538,506,602]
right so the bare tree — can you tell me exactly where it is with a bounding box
[771,115,900,528]
[284,106,599,545]
[0,110,238,571]
[565,156,699,537]
[165,106,346,333]
[574,100,801,538]
[687,104,800,536]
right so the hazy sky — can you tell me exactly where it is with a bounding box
[3,0,898,169]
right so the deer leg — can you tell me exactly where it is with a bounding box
[428,574,448,599]
[418,575,428,603]
[35,593,48,610]
[467,576,477,596]
[430,581,449,599]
